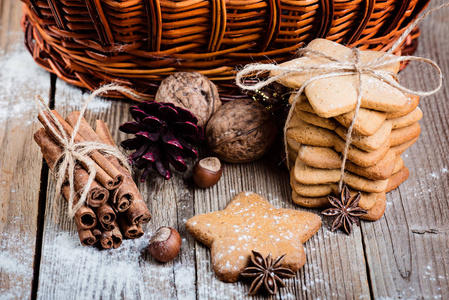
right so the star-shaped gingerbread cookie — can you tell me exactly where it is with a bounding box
[185,192,321,282]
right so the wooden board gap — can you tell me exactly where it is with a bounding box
[360,228,375,300]
[49,73,57,109]
[30,159,50,300]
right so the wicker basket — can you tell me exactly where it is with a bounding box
[21,0,429,101]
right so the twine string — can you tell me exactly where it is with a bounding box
[236,3,447,193]
[35,84,144,218]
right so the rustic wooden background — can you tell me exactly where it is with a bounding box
[1,1,448,299]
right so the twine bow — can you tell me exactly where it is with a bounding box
[35,84,147,218]
[236,3,447,192]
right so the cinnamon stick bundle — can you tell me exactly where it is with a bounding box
[34,109,152,249]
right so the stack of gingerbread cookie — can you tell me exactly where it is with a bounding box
[272,39,422,221]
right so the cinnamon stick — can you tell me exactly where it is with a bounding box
[92,228,102,243]
[95,120,116,146]
[126,197,152,224]
[35,128,109,207]
[95,120,151,222]
[74,207,97,230]
[117,215,144,239]
[71,168,109,207]
[111,224,123,249]
[66,111,107,144]
[100,230,113,250]
[93,203,116,230]
[101,222,114,231]
[37,111,124,190]
[98,221,122,249]
[78,229,96,246]
[62,185,97,230]
[110,178,134,212]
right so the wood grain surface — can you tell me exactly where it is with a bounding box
[0,0,448,299]
[0,1,50,299]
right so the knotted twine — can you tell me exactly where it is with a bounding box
[35,84,147,218]
[236,3,447,192]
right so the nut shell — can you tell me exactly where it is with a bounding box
[148,227,181,262]
[155,72,222,127]
[193,157,223,188]
[206,99,277,163]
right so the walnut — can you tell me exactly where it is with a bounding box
[206,99,277,163]
[155,72,222,127]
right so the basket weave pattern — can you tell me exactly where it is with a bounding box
[21,0,429,100]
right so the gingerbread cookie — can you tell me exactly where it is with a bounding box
[389,122,421,146]
[391,137,419,156]
[386,94,420,119]
[360,192,387,221]
[185,192,321,282]
[334,108,388,136]
[334,122,391,151]
[391,107,423,129]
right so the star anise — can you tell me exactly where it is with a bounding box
[321,185,368,235]
[240,250,295,295]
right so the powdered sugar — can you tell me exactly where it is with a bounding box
[0,48,49,125]
[0,251,30,277]
[58,81,112,112]
[37,231,196,299]
[0,230,35,299]
[0,45,112,126]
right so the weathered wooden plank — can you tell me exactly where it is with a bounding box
[0,0,51,298]
[362,1,449,298]
[35,81,197,299]
[193,152,371,299]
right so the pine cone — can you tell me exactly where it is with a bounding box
[119,102,203,181]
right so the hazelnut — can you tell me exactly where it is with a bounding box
[148,227,181,262]
[193,157,223,188]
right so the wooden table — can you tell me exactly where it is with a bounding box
[1,1,448,299]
